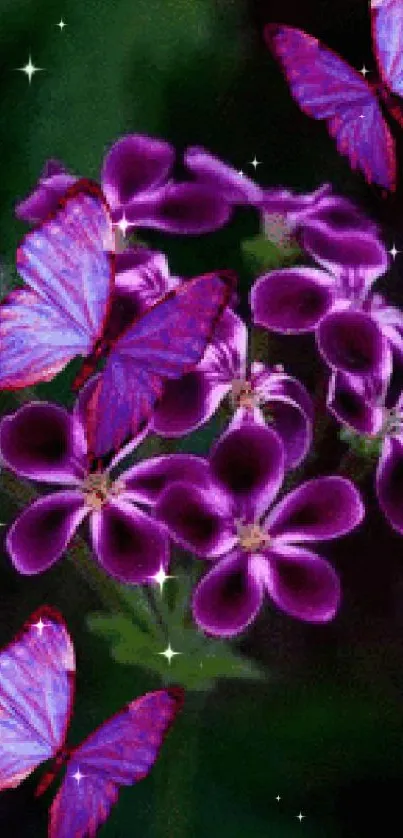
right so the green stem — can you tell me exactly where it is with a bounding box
[152,690,207,838]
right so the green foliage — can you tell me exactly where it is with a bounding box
[339,426,383,459]
[241,232,302,276]
[87,606,264,693]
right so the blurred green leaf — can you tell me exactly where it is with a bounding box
[241,233,302,275]
[87,609,264,691]
[339,426,382,459]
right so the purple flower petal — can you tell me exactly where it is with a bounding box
[251,267,334,334]
[90,499,169,584]
[251,363,313,469]
[302,227,388,282]
[209,417,284,518]
[6,491,87,574]
[199,308,247,381]
[151,370,224,436]
[0,403,87,484]
[261,184,332,217]
[105,248,177,343]
[192,548,264,637]
[264,544,340,622]
[184,146,263,205]
[302,193,379,235]
[376,437,403,534]
[152,308,248,435]
[327,371,384,435]
[265,476,364,543]
[263,397,312,470]
[101,134,175,209]
[122,454,210,505]
[15,172,78,224]
[318,309,389,377]
[125,182,231,234]
[156,482,235,558]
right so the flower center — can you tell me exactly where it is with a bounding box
[81,471,125,510]
[383,407,403,439]
[231,378,258,411]
[235,520,270,552]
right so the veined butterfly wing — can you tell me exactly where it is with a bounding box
[265,24,396,190]
[0,607,75,791]
[49,688,184,838]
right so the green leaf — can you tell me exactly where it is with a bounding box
[86,611,264,690]
[339,426,382,459]
[241,233,302,275]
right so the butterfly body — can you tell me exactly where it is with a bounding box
[265,1,403,189]
[0,607,184,837]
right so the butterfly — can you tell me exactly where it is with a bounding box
[265,0,403,191]
[0,180,234,457]
[0,606,184,837]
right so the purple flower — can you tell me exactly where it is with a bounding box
[106,246,180,343]
[151,307,313,469]
[250,231,399,383]
[15,159,76,224]
[328,370,403,536]
[0,399,209,582]
[184,146,378,258]
[16,135,231,235]
[156,414,364,636]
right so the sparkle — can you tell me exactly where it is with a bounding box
[360,65,369,77]
[73,768,84,784]
[151,566,175,594]
[116,213,130,237]
[359,114,365,119]
[238,170,244,177]
[158,644,181,665]
[56,18,67,31]
[389,244,400,260]
[296,813,305,822]
[249,157,261,169]
[17,55,43,84]
[34,618,46,636]
[276,795,281,802]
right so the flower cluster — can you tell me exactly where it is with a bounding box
[5,131,398,641]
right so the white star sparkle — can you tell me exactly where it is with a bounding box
[389,244,400,260]
[56,19,67,31]
[360,65,369,77]
[116,213,130,237]
[249,157,261,169]
[158,644,181,665]
[17,55,43,84]
[73,768,84,783]
[34,618,46,636]
[276,795,281,802]
[238,170,244,177]
[296,812,305,822]
[151,566,175,594]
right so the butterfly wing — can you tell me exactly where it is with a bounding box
[85,271,234,456]
[372,0,403,97]
[265,24,396,190]
[0,607,75,790]
[49,687,184,838]
[0,180,113,388]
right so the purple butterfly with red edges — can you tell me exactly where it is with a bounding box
[0,180,234,457]
[0,606,184,838]
[265,0,403,191]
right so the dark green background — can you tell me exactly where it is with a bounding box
[1,0,403,835]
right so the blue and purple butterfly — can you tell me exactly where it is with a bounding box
[0,180,234,457]
[265,0,403,190]
[0,606,184,837]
